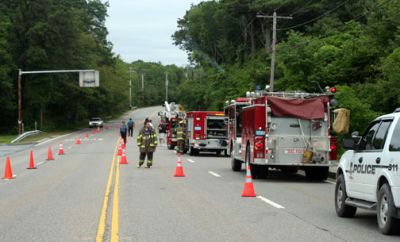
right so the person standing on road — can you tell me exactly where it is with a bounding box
[176,120,186,154]
[158,121,167,146]
[120,121,128,144]
[127,118,135,137]
[136,121,158,168]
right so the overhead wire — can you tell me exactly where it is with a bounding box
[277,1,348,31]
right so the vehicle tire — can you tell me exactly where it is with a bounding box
[335,174,357,218]
[216,150,221,156]
[305,167,329,181]
[189,147,197,156]
[167,144,174,150]
[377,183,400,235]
[231,157,242,171]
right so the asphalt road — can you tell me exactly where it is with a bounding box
[0,106,399,242]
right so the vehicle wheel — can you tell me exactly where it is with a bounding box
[335,174,357,217]
[231,157,242,171]
[305,167,329,181]
[216,150,221,156]
[377,183,400,235]
[189,147,197,156]
[167,144,174,150]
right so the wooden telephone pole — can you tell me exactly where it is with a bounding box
[257,11,292,92]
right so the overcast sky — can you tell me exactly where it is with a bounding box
[105,0,203,67]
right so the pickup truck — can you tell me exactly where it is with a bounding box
[335,111,400,234]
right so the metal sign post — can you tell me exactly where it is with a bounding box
[17,69,100,134]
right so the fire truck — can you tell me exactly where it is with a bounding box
[166,117,182,150]
[158,101,185,150]
[231,90,337,180]
[224,98,251,159]
[185,111,228,156]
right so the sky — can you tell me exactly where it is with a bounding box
[105,0,203,67]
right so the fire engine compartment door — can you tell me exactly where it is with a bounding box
[268,117,329,164]
[206,116,227,139]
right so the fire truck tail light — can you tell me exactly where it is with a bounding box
[255,142,263,150]
[254,136,264,151]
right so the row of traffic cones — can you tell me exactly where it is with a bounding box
[3,127,101,180]
[2,144,66,180]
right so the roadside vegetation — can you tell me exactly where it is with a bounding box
[172,0,400,134]
[1,0,398,139]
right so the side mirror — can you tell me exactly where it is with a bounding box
[343,138,355,150]
[351,131,359,138]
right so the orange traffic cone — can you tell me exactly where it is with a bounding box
[97,127,100,133]
[3,156,15,179]
[58,143,65,155]
[117,144,122,156]
[241,162,256,197]
[174,154,185,177]
[27,150,37,169]
[91,130,95,135]
[75,137,81,145]
[47,146,54,160]
[85,132,89,138]
[120,149,128,164]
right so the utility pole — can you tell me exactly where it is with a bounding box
[165,72,168,102]
[128,66,133,109]
[141,74,144,105]
[257,11,292,92]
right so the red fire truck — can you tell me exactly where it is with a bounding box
[231,91,337,180]
[224,98,251,159]
[167,117,182,150]
[185,111,228,156]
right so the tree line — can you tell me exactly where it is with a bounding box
[173,0,400,133]
[0,0,186,134]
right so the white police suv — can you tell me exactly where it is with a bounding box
[335,110,400,235]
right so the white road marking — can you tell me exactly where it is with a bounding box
[36,161,45,167]
[257,196,285,209]
[187,159,195,163]
[35,133,71,147]
[208,171,221,177]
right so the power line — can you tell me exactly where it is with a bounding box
[351,0,392,22]
[277,1,347,31]
[290,0,316,17]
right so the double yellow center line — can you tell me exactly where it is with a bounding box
[96,139,121,242]
[96,112,159,241]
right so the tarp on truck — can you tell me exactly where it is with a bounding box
[267,96,330,119]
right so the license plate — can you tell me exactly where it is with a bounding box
[284,148,304,154]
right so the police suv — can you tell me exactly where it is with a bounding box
[335,110,400,234]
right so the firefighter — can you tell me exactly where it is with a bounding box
[136,120,158,168]
[176,120,186,154]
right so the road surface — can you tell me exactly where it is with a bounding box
[0,106,398,241]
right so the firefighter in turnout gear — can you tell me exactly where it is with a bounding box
[136,121,158,168]
[176,120,186,154]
